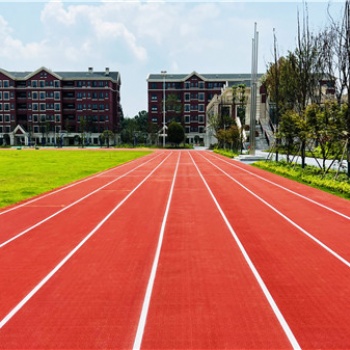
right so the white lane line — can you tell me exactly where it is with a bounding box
[132,153,180,350]
[189,152,301,350]
[0,153,172,330]
[201,153,350,269]
[208,152,350,221]
[0,154,162,248]
[0,152,159,216]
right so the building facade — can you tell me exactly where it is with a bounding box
[0,67,121,146]
[147,71,258,146]
[206,78,266,146]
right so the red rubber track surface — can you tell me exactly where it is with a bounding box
[0,150,349,349]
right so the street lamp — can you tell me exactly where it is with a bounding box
[161,70,167,147]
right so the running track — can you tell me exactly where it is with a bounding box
[1,150,350,349]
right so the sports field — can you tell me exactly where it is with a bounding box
[1,150,350,349]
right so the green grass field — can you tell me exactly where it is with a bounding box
[0,149,152,209]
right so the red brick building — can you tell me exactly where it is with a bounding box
[147,71,253,145]
[0,67,121,146]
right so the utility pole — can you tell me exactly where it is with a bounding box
[161,70,167,148]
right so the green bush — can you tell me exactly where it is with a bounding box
[254,160,350,199]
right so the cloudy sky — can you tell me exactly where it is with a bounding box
[0,0,345,118]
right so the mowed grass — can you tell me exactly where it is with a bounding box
[0,149,152,209]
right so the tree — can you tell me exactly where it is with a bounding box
[100,130,114,148]
[305,102,346,175]
[323,0,350,176]
[167,121,185,146]
[278,109,302,162]
[164,94,183,123]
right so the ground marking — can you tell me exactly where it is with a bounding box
[132,153,180,350]
[0,153,172,329]
[189,152,301,350]
[208,152,350,221]
[0,153,162,248]
[201,153,350,269]
[0,152,159,216]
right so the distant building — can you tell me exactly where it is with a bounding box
[0,66,122,146]
[147,71,261,146]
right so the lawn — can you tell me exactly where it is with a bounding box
[0,149,152,209]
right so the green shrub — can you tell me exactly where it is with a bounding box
[254,160,350,199]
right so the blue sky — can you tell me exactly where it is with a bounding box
[0,1,345,118]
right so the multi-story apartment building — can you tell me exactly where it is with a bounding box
[0,66,121,146]
[147,71,257,146]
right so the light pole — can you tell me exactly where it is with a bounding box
[161,70,167,147]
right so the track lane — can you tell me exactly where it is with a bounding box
[0,152,170,326]
[0,152,179,349]
[1,150,350,348]
[206,151,350,217]
[138,152,296,349]
[191,151,350,349]
[199,152,350,264]
[0,152,161,242]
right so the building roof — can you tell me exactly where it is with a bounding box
[0,66,120,82]
[147,71,263,82]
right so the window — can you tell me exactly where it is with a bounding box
[151,94,157,101]
[3,92,9,100]
[185,126,190,133]
[54,92,60,100]
[40,103,46,111]
[185,115,190,124]
[3,80,9,87]
[0,92,2,100]
[198,93,205,101]
[54,80,60,88]
[33,114,38,122]
[151,106,158,112]
[184,93,190,102]
[0,115,2,122]
[54,103,60,111]
[40,92,46,100]
[199,104,204,112]
[199,82,204,89]
[184,104,190,112]
[5,114,10,122]
[32,92,38,100]
[32,80,37,88]
[34,126,39,133]
[199,115,205,123]
[0,103,2,111]
[55,115,61,122]
[4,103,10,111]
[40,80,45,88]
[199,126,205,133]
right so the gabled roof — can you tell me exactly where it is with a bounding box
[0,67,120,82]
[24,66,62,80]
[147,71,263,82]
[13,124,27,135]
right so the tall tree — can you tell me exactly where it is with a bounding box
[325,0,350,176]
[167,121,185,146]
